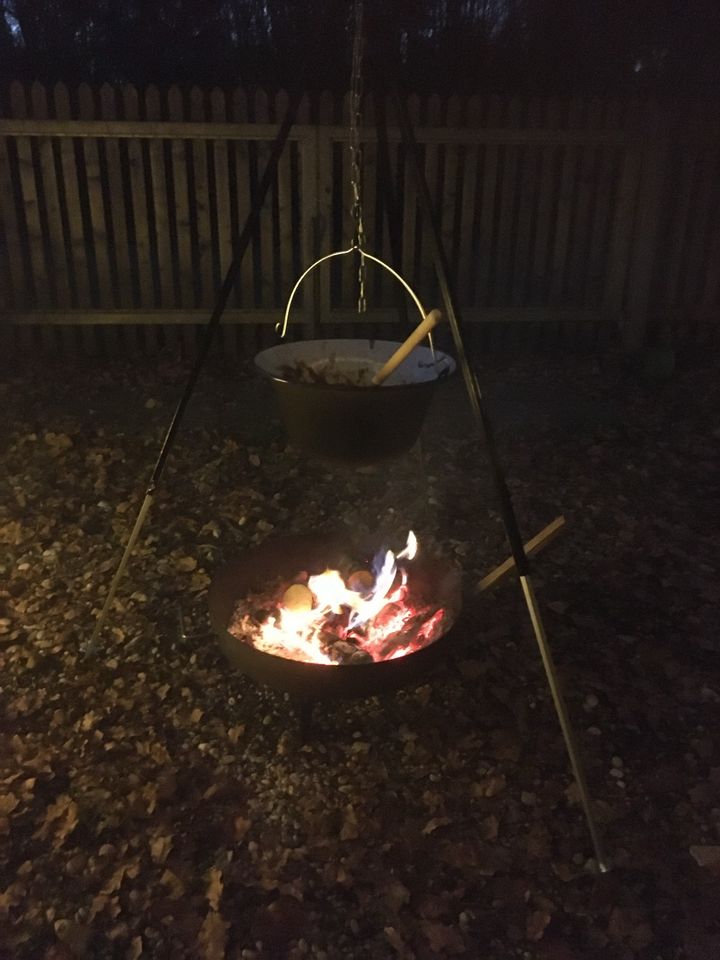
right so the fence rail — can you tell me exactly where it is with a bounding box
[1,82,719,357]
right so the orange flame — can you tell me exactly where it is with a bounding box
[252,531,432,664]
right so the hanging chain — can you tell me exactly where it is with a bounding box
[349,0,366,313]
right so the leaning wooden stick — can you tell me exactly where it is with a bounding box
[371,308,443,385]
[477,516,566,592]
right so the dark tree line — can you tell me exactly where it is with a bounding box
[1,0,719,96]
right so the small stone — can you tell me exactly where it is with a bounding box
[584,693,599,711]
[610,769,624,779]
[282,584,313,612]
[690,845,720,867]
[611,756,623,768]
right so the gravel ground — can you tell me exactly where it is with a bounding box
[1,348,719,960]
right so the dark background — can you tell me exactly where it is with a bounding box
[1,0,719,96]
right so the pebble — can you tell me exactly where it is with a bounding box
[583,693,599,710]
[587,726,602,736]
[611,756,623,768]
[610,769,624,779]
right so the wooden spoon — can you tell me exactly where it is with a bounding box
[371,309,443,386]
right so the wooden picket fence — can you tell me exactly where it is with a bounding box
[0,81,718,357]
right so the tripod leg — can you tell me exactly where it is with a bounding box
[520,575,609,872]
[393,88,609,872]
[84,491,154,655]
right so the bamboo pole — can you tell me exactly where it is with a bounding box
[477,516,565,592]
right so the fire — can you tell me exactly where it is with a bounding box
[230,531,447,665]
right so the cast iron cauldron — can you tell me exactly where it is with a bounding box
[208,532,462,700]
[255,339,455,463]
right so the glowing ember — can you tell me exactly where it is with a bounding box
[227,531,448,665]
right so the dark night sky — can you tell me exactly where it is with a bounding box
[1,0,719,95]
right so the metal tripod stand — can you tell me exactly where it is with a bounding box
[87,81,609,874]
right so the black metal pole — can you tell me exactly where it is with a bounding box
[86,90,302,653]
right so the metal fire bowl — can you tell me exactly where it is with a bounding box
[208,532,462,700]
[255,340,455,464]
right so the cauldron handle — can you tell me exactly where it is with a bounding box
[276,245,429,340]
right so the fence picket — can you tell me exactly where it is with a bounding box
[339,90,354,308]
[457,94,482,306]
[144,86,172,308]
[475,94,502,306]
[297,92,317,339]
[231,86,255,355]
[253,88,274,310]
[209,87,236,358]
[549,99,583,308]
[494,97,522,305]
[99,84,132,310]
[680,102,720,319]
[603,100,644,324]
[53,82,94,317]
[565,99,599,311]
[697,103,720,330]
[419,94,442,306]
[584,99,619,313]
[123,85,159,354]
[401,94,421,294]
[529,97,562,306]
[0,99,25,310]
[78,83,113,311]
[167,87,193,307]
[511,98,543,307]
[10,83,48,308]
[122,85,152,312]
[190,87,214,308]
[364,92,381,318]
[442,94,462,283]
[623,100,670,350]
[29,82,71,311]
[166,86,195,357]
[274,90,296,317]
[317,91,334,331]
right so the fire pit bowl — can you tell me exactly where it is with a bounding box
[208,532,462,700]
[255,339,455,464]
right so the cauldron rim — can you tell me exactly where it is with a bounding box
[255,338,456,391]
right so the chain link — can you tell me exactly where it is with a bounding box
[349,0,366,313]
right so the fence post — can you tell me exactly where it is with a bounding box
[621,101,669,354]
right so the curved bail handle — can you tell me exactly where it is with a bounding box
[276,245,429,340]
